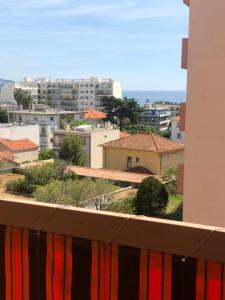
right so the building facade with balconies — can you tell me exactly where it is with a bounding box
[37,77,122,111]
[139,107,171,132]
[9,107,75,149]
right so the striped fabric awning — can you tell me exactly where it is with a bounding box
[0,225,223,300]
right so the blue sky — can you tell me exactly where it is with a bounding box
[0,0,188,90]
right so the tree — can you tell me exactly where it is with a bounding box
[59,134,86,166]
[102,96,142,130]
[38,149,55,160]
[162,167,178,195]
[0,110,8,123]
[14,88,32,109]
[133,177,169,217]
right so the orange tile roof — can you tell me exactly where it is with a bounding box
[68,166,154,183]
[0,150,15,162]
[100,133,184,153]
[0,139,38,152]
[120,131,130,139]
[84,109,106,120]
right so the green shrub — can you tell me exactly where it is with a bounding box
[38,149,55,160]
[6,179,35,195]
[133,177,169,217]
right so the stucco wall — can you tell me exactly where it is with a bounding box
[161,150,184,174]
[183,0,225,226]
[14,149,38,163]
[104,148,161,174]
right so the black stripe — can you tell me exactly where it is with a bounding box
[71,238,91,300]
[171,255,196,300]
[29,231,46,300]
[0,225,6,299]
[118,245,140,300]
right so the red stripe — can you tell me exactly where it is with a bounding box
[148,251,163,300]
[163,254,172,300]
[46,233,53,300]
[12,228,23,300]
[196,260,205,300]
[22,230,29,300]
[139,249,148,300]
[99,243,111,300]
[64,237,72,300]
[206,261,222,300]
[111,244,118,300]
[53,234,65,300]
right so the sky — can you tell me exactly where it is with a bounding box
[0,0,188,90]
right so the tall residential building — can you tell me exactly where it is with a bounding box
[182,0,225,227]
[37,77,122,111]
[9,106,75,149]
[139,106,171,132]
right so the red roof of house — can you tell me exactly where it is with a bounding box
[0,139,38,152]
[100,133,184,153]
[0,150,15,162]
[120,131,130,139]
[84,109,106,120]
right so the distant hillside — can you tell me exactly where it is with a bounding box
[0,79,14,87]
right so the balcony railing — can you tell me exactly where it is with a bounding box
[0,198,224,299]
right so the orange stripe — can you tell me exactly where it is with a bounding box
[22,230,29,300]
[91,241,99,300]
[99,243,111,300]
[64,237,72,300]
[46,233,53,300]
[111,244,119,300]
[139,249,148,300]
[163,254,172,300]
[5,226,12,300]
[148,251,163,300]
[12,228,23,300]
[196,260,205,300]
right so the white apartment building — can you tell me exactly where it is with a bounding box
[170,116,185,144]
[53,125,120,168]
[153,103,180,117]
[0,77,38,104]
[9,106,75,149]
[37,77,122,111]
[139,106,171,132]
[0,123,39,146]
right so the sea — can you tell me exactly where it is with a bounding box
[123,91,186,105]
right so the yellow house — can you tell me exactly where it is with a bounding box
[100,133,184,175]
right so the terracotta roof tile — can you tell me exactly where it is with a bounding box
[100,133,184,153]
[85,109,106,120]
[0,139,38,152]
[120,131,130,139]
[0,150,15,162]
[69,166,154,183]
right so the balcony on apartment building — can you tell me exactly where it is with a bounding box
[0,198,224,299]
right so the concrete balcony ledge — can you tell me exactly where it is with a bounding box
[0,198,224,263]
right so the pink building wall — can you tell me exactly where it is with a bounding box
[183,0,225,226]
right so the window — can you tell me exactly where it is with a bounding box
[177,122,180,128]
[50,116,54,121]
[136,157,140,163]
[34,116,38,121]
[127,156,132,168]
[177,133,182,139]
[50,127,55,132]
[19,115,22,122]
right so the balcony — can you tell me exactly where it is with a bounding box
[0,198,224,298]
[183,0,190,7]
[181,38,189,69]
